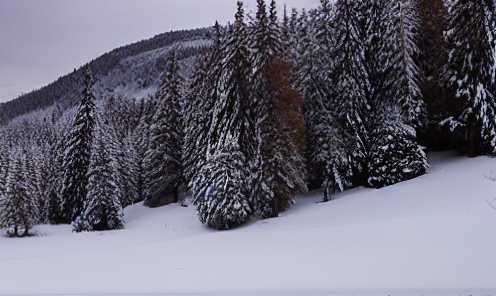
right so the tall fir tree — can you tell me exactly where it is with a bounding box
[444,0,496,157]
[60,69,96,223]
[387,0,424,127]
[142,50,185,207]
[75,125,124,232]
[367,104,429,188]
[365,0,429,189]
[329,0,369,187]
[183,24,223,205]
[297,9,325,190]
[133,97,157,204]
[0,150,38,237]
[191,2,254,229]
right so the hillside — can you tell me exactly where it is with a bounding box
[0,27,212,124]
[1,152,495,295]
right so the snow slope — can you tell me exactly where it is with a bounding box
[1,152,495,296]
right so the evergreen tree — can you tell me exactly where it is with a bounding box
[297,7,331,190]
[249,0,280,218]
[75,126,124,232]
[133,97,157,204]
[60,70,96,223]
[367,105,429,189]
[100,97,136,208]
[191,2,253,229]
[444,0,496,157]
[195,144,251,230]
[364,0,429,189]
[47,127,65,224]
[261,58,308,214]
[386,0,424,127]
[329,0,369,187]
[0,150,38,237]
[142,50,185,207]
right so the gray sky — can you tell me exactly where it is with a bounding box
[0,0,320,103]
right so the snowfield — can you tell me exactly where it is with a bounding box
[1,152,496,296]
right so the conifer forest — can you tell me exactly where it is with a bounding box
[1,0,495,235]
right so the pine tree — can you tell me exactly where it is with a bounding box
[75,126,124,232]
[367,105,429,189]
[191,2,253,229]
[142,50,185,207]
[363,0,429,189]
[386,0,424,127]
[249,0,279,218]
[194,143,251,230]
[133,97,156,204]
[0,150,38,237]
[183,23,227,209]
[329,0,369,187]
[0,130,9,204]
[47,127,65,224]
[60,70,96,223]
[310,108,353,201]
[297,7,332,190]
[444,0,496,157]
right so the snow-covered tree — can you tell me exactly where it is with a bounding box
[194,144,252,230]
[133,97,157,204]
[0,150,38,237]
[183,25,223,206]
[189,2,254,229]
[444,0,496,157]
[386,0,425,128]
[142,50,185,207]
[329,0,370,186]
[75,126,124,232]
[60,69,96,223]
[367,105,429,189]
[257,58,308,217]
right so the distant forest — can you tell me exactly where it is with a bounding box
[1,0,495,235]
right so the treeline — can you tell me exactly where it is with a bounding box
[1,0,495,235]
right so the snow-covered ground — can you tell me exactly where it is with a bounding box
[1,152,496,296]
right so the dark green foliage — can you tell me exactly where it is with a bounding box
[75,127,124,232]
[143,50,185,207]
[0,151,38,237]
[60,70,96,223]
[194,145,252,230]
[443,0,496,157]
[367,106,429,189]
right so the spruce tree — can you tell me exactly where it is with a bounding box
[0,150,38,237]
[390,0,424,127]
[367,105,429,189]
[364,0,429,189]
[133,97,156,204]
[191,2,253,229]
[142,50,185,207]
[75,126,124,232]
[298,7,332,190]
[444,0,496,156]
[329,0,369,187]
[60,70,96,223]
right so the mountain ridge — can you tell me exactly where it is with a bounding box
[0,27,213,125]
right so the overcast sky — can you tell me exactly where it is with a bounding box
[0,0,320,103]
